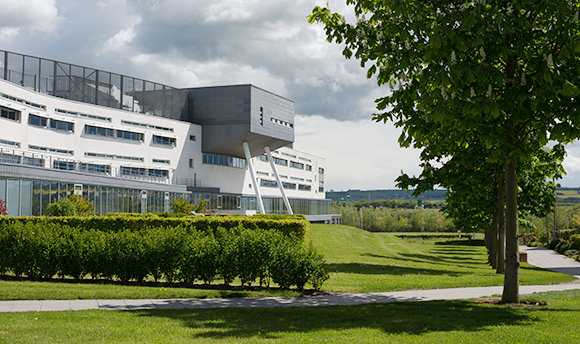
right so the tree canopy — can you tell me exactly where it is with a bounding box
[310,0,579,302]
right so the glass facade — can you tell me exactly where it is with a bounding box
[0,49,188,120]
[0,177,331,216]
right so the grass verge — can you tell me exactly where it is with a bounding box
[0,224,575,299]
[0,289,578,343]
[306,224,575,292]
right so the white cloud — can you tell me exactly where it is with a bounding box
[0,0,60,37]
[293,115,422,190]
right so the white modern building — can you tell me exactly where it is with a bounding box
[0,50,337,221]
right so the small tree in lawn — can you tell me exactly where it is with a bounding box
[310,1,580,302]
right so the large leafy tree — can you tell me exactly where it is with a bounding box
[310,1,579,302]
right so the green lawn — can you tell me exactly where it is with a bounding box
[306,224,575,292]
[0,224,574,299]
[0,280,300,300]
[0,289,578,343]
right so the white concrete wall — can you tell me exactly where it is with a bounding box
[0,79,327,201]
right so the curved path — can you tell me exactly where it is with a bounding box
[1,247,579,313]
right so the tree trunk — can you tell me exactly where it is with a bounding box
[497,176,506,274]
[501,155,519,303]
[489,212,498,269]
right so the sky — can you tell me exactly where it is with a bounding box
[0,0,578,191]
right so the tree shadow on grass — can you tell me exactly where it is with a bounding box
[134,300,535,340]
[324,263,466,276]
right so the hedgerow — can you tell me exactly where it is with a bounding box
[0,214,309,240]
[0,217,328,290]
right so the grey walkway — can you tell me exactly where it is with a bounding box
[520,245,580,279]
[1,247,579,313]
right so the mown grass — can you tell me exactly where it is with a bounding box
[0,224,574,299]
[0,289,578,343]
[0,280,300,300]
[307,224,575,292]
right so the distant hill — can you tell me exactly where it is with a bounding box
[327,187,580,203]
[326,189,447,202]
[556,187,580,203]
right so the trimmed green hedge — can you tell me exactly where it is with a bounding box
[0,221,328,290]
[0,214,309,240]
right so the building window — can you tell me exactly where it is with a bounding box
[0,106,21,122]
[117,130,144,142]
[260,179,277,188]
[148,168,169,178]
[79,163,111,175]
[152,135,176,146]
[53,160,76,171]
[298,184,312,191]
[85,125,114,137]
[259,107,264,126]
[189,159,194,168]
[49,118,74,132]
[153,158,170,164]
[257,155,268,162]
[319,186,324,193]
[272,157,287,166]
[318,167,325,174]
[57,108,111,122]
[0,153,21,164]
[29,114,48,127]
[306,164,312,171]
[29,145,73,155]
[282,182,297,190]
[121,119,172,131]
[23,156,44,167]
[203,153,246,169]
[290,161,304,169]
[189,135,197,141]
[85,125,142,141]
[121,166,146,176]
[0,139,20,147]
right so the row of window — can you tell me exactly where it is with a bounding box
[84,125,144,142]
[256,154,313,171]
[1,105,20,121]
[0,153,43,167]
[29,114,74,132]
[120,166,168,178]
[152,135,176,146]
[270,117,294,128]
[202,153,247,169]
[85,152,143,161]
[259,179,312,191]
[29,145,73,155]
[121,120,173,132]
[55,108,111,122]
[0,139,19,147]
[1,93,45,110]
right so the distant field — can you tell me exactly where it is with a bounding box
[556,188,580,203]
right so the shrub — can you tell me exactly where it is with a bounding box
[45,195,94,217]
[0,199,7,216]
[46,198,77,216]
[0,219,328,290]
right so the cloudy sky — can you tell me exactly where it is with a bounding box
[1,0,578,190]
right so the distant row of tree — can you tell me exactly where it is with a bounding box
[334,199,443,210]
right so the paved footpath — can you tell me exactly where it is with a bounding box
[1,246,579,313]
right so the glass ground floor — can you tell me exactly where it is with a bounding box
[0,177,331,216]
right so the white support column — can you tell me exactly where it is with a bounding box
[242,141,265,214]
[265,146,293,215]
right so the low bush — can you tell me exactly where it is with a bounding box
[0,214,309,240]
[0,221,328,290]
